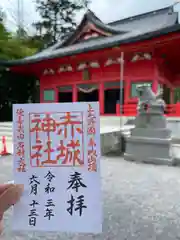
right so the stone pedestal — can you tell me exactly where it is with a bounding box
[124,105,174,165]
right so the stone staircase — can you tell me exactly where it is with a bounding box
[1,117,179,157]
[0,122,12,142]
[0,117,133,155]
[0,122,13,154]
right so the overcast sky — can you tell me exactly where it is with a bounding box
[0,0,180,33]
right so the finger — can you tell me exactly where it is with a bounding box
[0,184,14,195]
[0,220,3,235]
[0,184,24,214]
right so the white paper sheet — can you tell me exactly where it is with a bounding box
[12,102,102,233]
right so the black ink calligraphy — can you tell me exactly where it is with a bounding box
[44,199,55,220]
[67,172,87,192]
[29,175,40,195]
[28,200,39,226]
[44,171,55,182]
[67,195,87,216]
[66,172,87,217]
[45,183,55,194]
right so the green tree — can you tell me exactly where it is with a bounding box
[34,0,90,45]
[0,8,40,121]
[0,9,38,60]
[22,35,44,51]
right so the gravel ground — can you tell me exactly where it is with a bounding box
[1,155,180,240]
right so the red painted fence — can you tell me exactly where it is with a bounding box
[116,103,180,117]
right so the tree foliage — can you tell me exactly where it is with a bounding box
[0,9,40,121]
[0,10,38,60]
[34,0,90,45]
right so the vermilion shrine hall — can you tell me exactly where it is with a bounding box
[1,6,180,115]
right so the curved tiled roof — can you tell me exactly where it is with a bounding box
[74,9,127,33]
[110,7,178,34]
[45,9,128,49]
[0,6,179,66]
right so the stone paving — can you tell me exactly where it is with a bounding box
[1,155,180,239]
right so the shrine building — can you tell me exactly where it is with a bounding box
[1,6,180,115]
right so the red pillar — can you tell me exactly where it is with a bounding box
[54,86,58,102]
[124,78,129,104]
[152,60,159,93]
[99,83,104,114]
[73,84,77,102]
[153,64,159,93]
[40,80,43,103]
[170,88,174,104]
[152,79,158,93]
[40,89,43,103]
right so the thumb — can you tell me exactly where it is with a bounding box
[0,184,24,214]
[0,184,13,196]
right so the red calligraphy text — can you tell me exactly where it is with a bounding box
[30,114,42,143]
[56,139,83,166]
[31,144,43,167]
[30,114,43,167]
[16,108,24,138]
[16,108,26,172]
[87,105,97,172]
[41,114,58,165]
[29,111,84,167]
[42,138,57,165]
[87,104,96,135]
[88,137,97,172]
[17,158,26,172]
[42,113,57,133]
[16,142,24,157]
[57,112,83,138]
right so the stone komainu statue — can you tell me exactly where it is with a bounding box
[124,85,173,166]
[136,85,165,113]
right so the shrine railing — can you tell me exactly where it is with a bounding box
[116,103,180,117]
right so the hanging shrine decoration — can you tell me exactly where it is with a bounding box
[43,68,55,75]
[42,61,100,74]
[77,61,100,71]
[78,87,97,93]
[78,62,87,71]
[58,64,73,73]
[104,57,122,66]
[77,84,97,93]
[131,53,152,62]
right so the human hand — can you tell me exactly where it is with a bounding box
[0,184,24,235]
